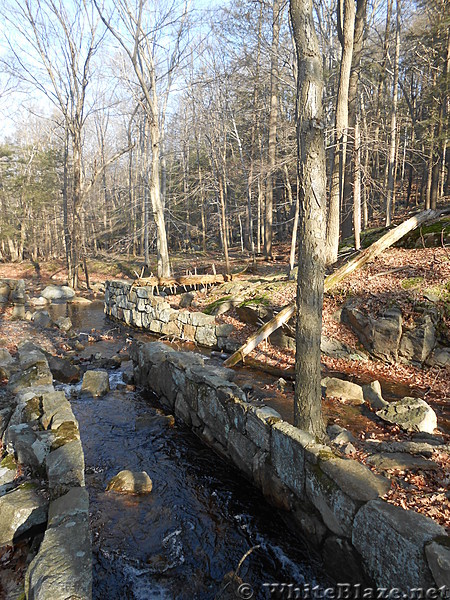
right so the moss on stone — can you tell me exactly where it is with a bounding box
[203,296,232,315]
[23,396,42,422]
[18,481,38,491]
[1,454,17,470]
[401,277,424,290]
[51,422,79,450]
[238,296,271,308]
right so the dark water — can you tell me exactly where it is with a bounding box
[67,375,328,600]
[50,302,329,598]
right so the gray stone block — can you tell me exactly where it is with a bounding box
[352,499,446,589]
[271,421,309,499]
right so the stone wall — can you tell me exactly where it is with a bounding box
[0,344,92,599]
[105,280,237,351]
[131,341,450,591]
[0,278,26,318]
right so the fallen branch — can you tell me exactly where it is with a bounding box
[224,208,449,368]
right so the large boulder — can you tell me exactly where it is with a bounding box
[428,347,450,368]
[425,540,450,587]
[371,308,403,363]
[321,377,364,404]
[0,486,48,545]
[376,397,437,434]
[48,355,80,384]
[41,285,75,301]
[399,313,436,364]
[106,470,153,494]
[81,370,110,397]
[320,336,367,361]
[352,499,446,589]
[343,304,403,363]
[236,303,273,326]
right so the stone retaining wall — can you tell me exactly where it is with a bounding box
[105,280,237,351]
[131,341,450,590]
[0,344,92,599]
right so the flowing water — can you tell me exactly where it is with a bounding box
[50,302,329,598]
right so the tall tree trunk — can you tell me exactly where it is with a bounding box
[290,0,327,439]
[386,0,401,226]
[149,122,171,278]
[341,0,367,240]
[325,0,356,264]
[264,0,282,260]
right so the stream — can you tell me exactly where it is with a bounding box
[49,301,330,599]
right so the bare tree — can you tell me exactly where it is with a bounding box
[95,0,191,278]
[290,0,327,438]
[325,0,356,265]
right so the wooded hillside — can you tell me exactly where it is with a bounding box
[0,0,448,286]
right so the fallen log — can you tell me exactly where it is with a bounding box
[224,208,449,368]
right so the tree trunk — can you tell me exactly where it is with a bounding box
[264,0,282,260]
[325,0,356,265]
[290,0,327,439]
[386,0,401,226]
[149,121,171,278]
[224,208,448,370]
[341,0,367,240]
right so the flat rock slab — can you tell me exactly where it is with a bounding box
[352,499,446,589]
[0,486,48,546]
[46,440,85,498]
[41,285,75,301]
[321,377,364,404]
[367,452,438,471]
[25,510,92,600]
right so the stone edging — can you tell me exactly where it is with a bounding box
[104,280,237,351]
[131,341,450,590]
[0,344,92,599]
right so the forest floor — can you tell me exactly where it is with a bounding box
[0,239,449,532]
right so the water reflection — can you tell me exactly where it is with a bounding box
[68,375,328,599]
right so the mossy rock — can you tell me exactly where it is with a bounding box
[51,422,80,450]
[396,217,450,248]
[401,277,424,290]
[1,454,17,470]
[238,296,271,308]
[18,481,38,491]
[23,396,42,422]
[203,296,233,315]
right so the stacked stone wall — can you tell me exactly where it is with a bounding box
[105,280,236,350]
[0,344,92,599]
[131,341,450,591]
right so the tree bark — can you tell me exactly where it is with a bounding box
[290,0,328,438]
[325,0,356,265]
[386,0,401,226]
[264,0,282,260]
